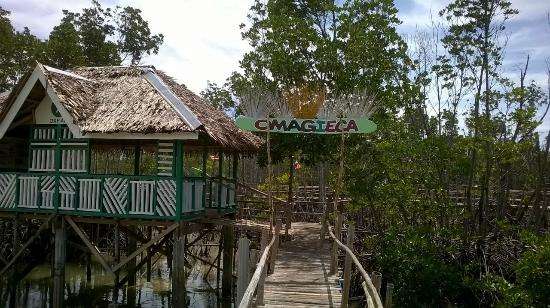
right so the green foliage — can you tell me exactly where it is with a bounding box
[0,7,45,91]
[47,15,86,69]
[376,228,469,306]
[0,1,164,89]
[515,234,550,306]
[200,81,237,115]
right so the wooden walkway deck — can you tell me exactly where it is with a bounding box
[259,223,342,307]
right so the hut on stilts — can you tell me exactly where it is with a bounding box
[0,63,260,307]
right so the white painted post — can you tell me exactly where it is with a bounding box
[237,237,251,306]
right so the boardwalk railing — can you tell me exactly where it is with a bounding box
[328,223,384,308]
[238,220,281,308]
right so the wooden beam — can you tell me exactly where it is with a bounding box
[0,215,54,276]
[113,223,179,272]
[64,217,116,277]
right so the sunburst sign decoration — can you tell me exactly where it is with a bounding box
[236,86,377,134]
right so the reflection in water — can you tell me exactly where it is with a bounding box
[1,255,222,307]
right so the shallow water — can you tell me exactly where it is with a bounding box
[2,256,224,307]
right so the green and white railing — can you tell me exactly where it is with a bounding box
[0,173,235,220]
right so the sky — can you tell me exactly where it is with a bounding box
[2,0,549,126]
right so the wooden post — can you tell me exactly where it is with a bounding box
[371,271,382,296]
[269,220,282,274]
[319,162,327,240]
[172,222,188,308]
[86,253,92,283]
[146,227,152,282]
[221,224,234,303]
[330,211,343,275]
[385,283,394,308]
[256,229,269,306]
[127,227,137,307]
[236,237,250,306]
[52,218,66,308]
[342,225,355,308]
[113,224,120,304]
[286,156,294,235]
[12,217,19,252]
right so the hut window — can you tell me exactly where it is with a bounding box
[91,146,135,175]
[90,144,156,175]
[183,150,204,177]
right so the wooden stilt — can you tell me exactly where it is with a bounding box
[127,226,137,307]
[221,224,234,304]
[53,218,66,308]
[385,283,394,308]
[12,217,19,252]
[330,211,343,275]
[286,156,294,235]
[371,271,382,296]
[342,225,355,308]
[319,163,328,240]
[146,227,152,282]
[256,229,269,306]
[172,222,188,308]
[236,237,250,306]
[86,253,92,283]
[113,224,120,304]
[268,219,282,274]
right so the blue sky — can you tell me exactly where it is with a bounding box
[3,0,549,127]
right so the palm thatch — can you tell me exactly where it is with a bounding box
[0,64,261,151]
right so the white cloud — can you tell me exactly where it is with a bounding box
[4,0,253,94]
[119,0,254,93]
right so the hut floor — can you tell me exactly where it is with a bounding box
[259,222,342,308]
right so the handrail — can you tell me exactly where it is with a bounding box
[237,181,289,205]
[238,231,277,308]
[328,225,383,308]
[239,220,281,308]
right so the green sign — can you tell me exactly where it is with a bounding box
[236,116,377,134]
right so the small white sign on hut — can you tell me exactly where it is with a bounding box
[35,96,65,124]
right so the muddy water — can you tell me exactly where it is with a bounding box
[2,256,223,307]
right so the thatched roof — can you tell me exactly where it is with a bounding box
[0,64,261,151]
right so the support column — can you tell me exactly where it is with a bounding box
[112,224,120,304]
[221,224,234,305]
[319,162,328,240]
[286,156,294,235]
[126,228,137,307]
[147,227,152,282]
[53,218,66,308]
[330,211,343,275]
[342,225,355,308]
[236,237,250,306]
[12,217,19,252]
[172,222,188,308]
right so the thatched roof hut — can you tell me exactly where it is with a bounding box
[0,64,261,151]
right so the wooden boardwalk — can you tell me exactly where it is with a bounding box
[259,223,342,307]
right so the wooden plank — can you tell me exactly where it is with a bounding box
[261,223,342,308]
[64,216,116,277]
